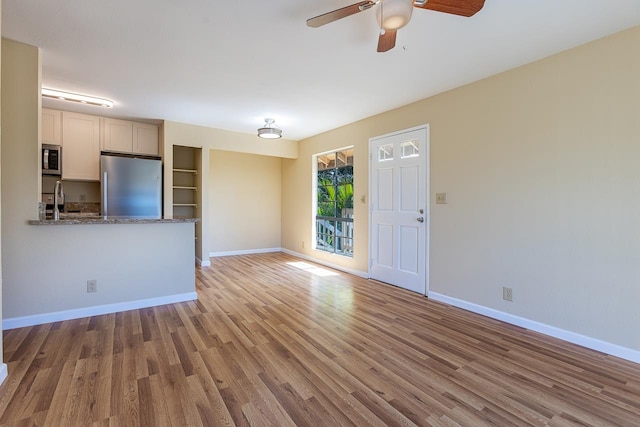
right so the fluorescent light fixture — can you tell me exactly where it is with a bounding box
[42,88,114,108]
[257,118,282,139]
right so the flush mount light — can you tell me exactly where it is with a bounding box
[42,88,114,108]
[257,118,282,139]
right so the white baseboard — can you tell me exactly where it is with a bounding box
[209,247,282,258]
[196,257,211,267]
[2,292,198,331]
[281,248,369,278]
[0,364,7,386]
[429,292,640,364]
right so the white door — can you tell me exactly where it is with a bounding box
[369,126,428,294]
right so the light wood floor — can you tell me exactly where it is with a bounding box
[1,252,639,426]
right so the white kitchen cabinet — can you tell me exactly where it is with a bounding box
[102,118,133,153]
[42,108,62,145]
[62,112,101,181]
[103,118,158,156]
[133,122,159,155]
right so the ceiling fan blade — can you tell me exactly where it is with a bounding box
[377,29,397,52]
[413,0,486,17]
[307,1,377,28]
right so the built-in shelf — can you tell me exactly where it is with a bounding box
[173,168,197,174]
[172,145,201,255]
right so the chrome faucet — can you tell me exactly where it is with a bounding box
[53,180,64,220]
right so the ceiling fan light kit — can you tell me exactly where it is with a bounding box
[306,0,486,52]
[377,0,413,31]
[257,118,283,139]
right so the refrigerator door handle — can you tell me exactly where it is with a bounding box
[102,171,108,218]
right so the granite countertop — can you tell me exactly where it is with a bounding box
[29,216,199,225]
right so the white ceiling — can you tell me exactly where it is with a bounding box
[3,1,639,141]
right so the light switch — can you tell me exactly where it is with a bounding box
[436,193,447,204]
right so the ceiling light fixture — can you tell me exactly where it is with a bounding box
[42,88,114,108]
[257,118,282,139]
[377,0,413,31]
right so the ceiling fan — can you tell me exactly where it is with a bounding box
[306,0,486,52]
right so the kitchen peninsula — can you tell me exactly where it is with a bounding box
[6,217,199,330]
[13,110,200,330]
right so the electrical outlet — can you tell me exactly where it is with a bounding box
[301,241,305,249]
[87,280,97,293]
[79,194,87,202]
[503,286,513,301]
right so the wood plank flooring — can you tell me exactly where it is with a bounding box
[1,252,639,426]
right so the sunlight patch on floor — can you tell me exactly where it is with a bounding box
[287,261,339,277]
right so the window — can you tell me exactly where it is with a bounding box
[378,143,393,161]
[315,148,354,256]
[400,139,419,158]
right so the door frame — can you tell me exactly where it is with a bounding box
[368,124,430,296]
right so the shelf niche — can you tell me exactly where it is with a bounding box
[172,145,202,221]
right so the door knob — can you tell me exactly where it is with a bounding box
[417,217,424,223]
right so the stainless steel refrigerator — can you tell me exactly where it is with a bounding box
[100,153,162,218]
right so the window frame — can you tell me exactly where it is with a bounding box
[312,146,354,257]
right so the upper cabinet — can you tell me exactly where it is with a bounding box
[103,118,133,153]
[103,118,158,156]
[42,108,62,145]
[133,122,159,156]
[43,109,161,181]
[62,112,101,181]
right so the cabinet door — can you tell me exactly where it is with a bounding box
[42,109,62,145]
[62,112,101,181]
[103,118,133,153]
[133,122,159,155]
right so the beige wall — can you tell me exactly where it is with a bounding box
[282,26,640,352]
[0,0,5,383]
[163,121,297,159]
[163,120,296,263]
[1,38,40,237]
[209,150,281,253]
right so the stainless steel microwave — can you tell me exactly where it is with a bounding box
[42,144,61,176]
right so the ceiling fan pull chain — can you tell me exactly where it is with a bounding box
[379,0,385,34]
